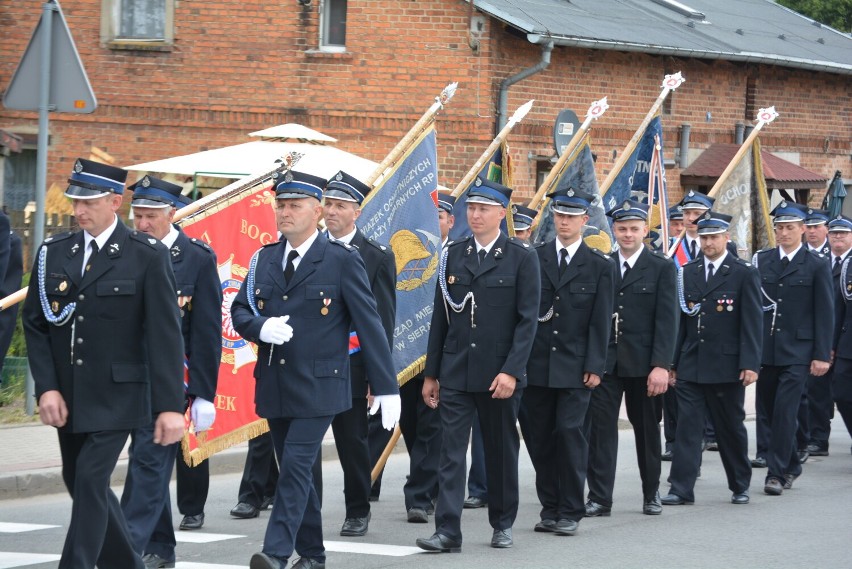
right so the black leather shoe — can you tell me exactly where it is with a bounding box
[260,495,274,510]
[231,502,260,518]
[463,496,487,509]
[584,500,612,517]
[797,449,810,463]
[751,456,767,468]
[291,557,326,569]
[554,519,578,536]
[534,519,556,533]
[643,492,662,515]
[731,491,750,504]
[179,513,204,530]
[704,441,719,451]
[806,444,828,456]
[142,553,175,569]
[661,493,693,505]
[783,473,799,490]
[249,552,285,569]
[407,507,428,523]
[764,477,783,495]
[661,449,673,461]
[340,512,371,536]
[416,533,461,552]
[491,528,513,548]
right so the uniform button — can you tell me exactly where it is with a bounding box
[177,290,182,295]
[471,343,476,348]
[320,291,324,296]
[778,298,783,302]
[555,296,560,301]
[700,339,704,343]
[618,305,624,309]
[77,315,84,322]
[75,359,83,365]
[779,284,783,287]
[618,331,623,336]
[499,279,503,284]
[619,292,624,296]
[113,286,119,292]
[551,347,557,351]
[283,295,289,300]
[334,369,338,374]
[700,326,705,330]
[78,294,85,301]
[555,313,560,317]
[279,359,286,365]
[553,330,558,335]
[618,319,624,323]
[76,338,83,344]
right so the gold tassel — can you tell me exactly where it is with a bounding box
[180,419,270,467]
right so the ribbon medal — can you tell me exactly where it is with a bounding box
[321,298,331,316]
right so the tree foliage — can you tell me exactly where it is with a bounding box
[777,0,852,33]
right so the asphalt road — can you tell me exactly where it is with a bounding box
[1,419,850,569]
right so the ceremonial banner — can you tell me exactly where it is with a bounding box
[602,115,664,213]
[710,138,774,259]
[639,133,669,251]
[358,125,441,385]
[179,182,278,464]
[532,135,612,253]
[449,141,511,241]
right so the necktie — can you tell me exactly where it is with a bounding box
[478,249,486,265]
[835,256,842,271]
[84,242,99,274]
[689,239,697,260]
[706,263,715,282]
[781,256,790,268]
[283,250,299,282]
[559,248,569,276]
[622,260,631,279]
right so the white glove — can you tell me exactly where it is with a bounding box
[190,397,216,432]
[259,315,293,345]
[369,394,401,431]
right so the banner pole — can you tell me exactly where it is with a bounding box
[450,100,534,198]
[599,73,685,201]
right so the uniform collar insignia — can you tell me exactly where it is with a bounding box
[171,245,180,257]
[108,242,120,256]
[70,243,80,254]
[466,245,473,255]
[493,247,503,258]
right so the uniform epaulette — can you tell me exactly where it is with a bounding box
[365,237,389,253]
[129,231,161,248]
[807,249,826,258]
[756,248,774,257]
[189,237,214,254]
[534,241,548,249]
[683,256,702,266]
[447,236,471,248]
[260,240,280,249]
[507,236,531,249]
[42,231,75,245]
[648,248,668,260]
[329,239,355,251]
[589,247,612,261]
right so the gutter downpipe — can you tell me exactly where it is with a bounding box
[496,41,553,133]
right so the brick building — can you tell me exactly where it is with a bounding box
[1,0,850,218]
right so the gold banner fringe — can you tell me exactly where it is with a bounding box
[181,419,270,467]
[397,355,426,389]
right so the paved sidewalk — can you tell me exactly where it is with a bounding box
[0,385,756,500]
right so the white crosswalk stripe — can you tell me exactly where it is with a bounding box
[0,523,59,534]
[0,552,61,568]
[174,532,245,544]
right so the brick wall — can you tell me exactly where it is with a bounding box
[1,0,848,207]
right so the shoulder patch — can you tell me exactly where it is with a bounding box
[129,231,161,248]
[43,231,75,245]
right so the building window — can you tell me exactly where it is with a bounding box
[101,0,174,45]
[320,0,347,51]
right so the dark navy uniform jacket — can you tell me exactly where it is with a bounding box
[833,258,852,400]
[22,221,185,432]
[231,232,397,419]
[605,247,678,377]
[425,233,540,391]
[528,240,614,387]
[170,227,223,402]
[755,247,834,366]
[349,231,396,399]
[675,255,763,382]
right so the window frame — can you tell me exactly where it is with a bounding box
[319,0,347,52]
[100,0,174,47]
